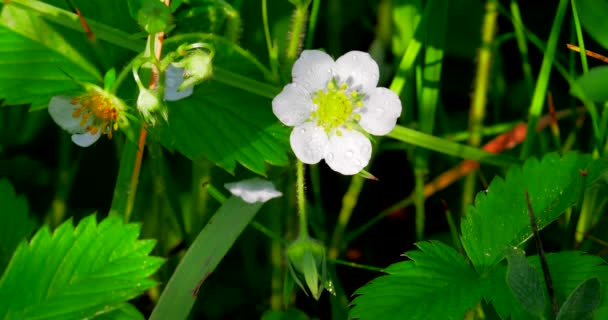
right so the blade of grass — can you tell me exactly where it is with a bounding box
[149,196,266,320]
[520,0,569,158]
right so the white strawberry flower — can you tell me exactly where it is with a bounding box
[272,50,402,175]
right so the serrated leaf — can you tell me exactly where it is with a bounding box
[483,251,608,320]
[350,241,482,320]
[575,0,608,50]
[157,35,289,175]
[572,66,608,102]
[0,214,164,319]
[505,247,546,316]
[0,179,36,273]
[461,152,608,274]
[557,277,601,320]
[0,4,100,108]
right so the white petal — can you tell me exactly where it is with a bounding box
[290,122,329,164]
[164,64,194,101]
[48,96,86,133]
[325,130,371,175]
[292,50,335,92]
[334,51,379,93]
[358,87,402,135]
[272,83,315,126]
[71,131,101,147]
[224,178,283,204]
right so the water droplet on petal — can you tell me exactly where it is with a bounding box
[355,159,362,166]
[326,153,334,161]
[345,150,354,158]
[361,145,370,154]
[300,127,307,133]
[376,107,384,113]
[352,55,357,61]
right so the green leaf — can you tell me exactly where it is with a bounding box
[0,179,36,273]
[93,303,145,320]
[557,277,601,320]
[0,214,164,319]
[157,35,289,175]
[0,3,101,108]
[572,66,608,102]
[484,251,608,320]
[350,241,482,320]
[149,195,269,320]
[575,0,608,50]
[505,247,546,316]
[482,264,535,320]
[461,152,608,274]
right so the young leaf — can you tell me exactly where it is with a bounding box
[461,152,608,274]
[0,179,36,273]
[0,4,101,108]
[350,241,482,320]
[505,247,546,316]
[157,35,290,175]
[556,277,601,320]
[0,214,164,319]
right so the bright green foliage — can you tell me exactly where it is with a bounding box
[0,214,164,319]
[0,179,35,273]
[158,36,290,175]
[350,241,482,319]
[461,152,607,274]
[575,0,608,50]
[505,247,545,316]
[557,277,601,320]
[572,66,608,102]
[0,4,100,109]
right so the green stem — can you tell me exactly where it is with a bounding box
[305,0,321,49]
[296,160,309,239]
[463,0,498,213]
[388,125,520,167]
[328,259,385,273]
[286,6,308,69]
[262,0,279,79]
[520,0,569,158]
[328,176,365,259]
[510,0,535,96]
[570,0,589,73]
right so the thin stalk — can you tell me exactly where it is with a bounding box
[262,0,279,78]
[296,160,309,238]
[328,176,365,259]
[305,0,321,49]
[463,0,498,214]
[510,0,535,95]
[285,6,308,69]
[520,0,569,158]
[570,0,589,73]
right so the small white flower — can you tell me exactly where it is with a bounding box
[48,85,123,147]
[164,63,194,101]
[272,50,402,175]
[224,178,283,204]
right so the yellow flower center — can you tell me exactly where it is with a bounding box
[71,91,120,139]
[311,79,364,136]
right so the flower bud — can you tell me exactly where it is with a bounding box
[137,87,167,125]
[286,237,327,300]
[173,50,213,91]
